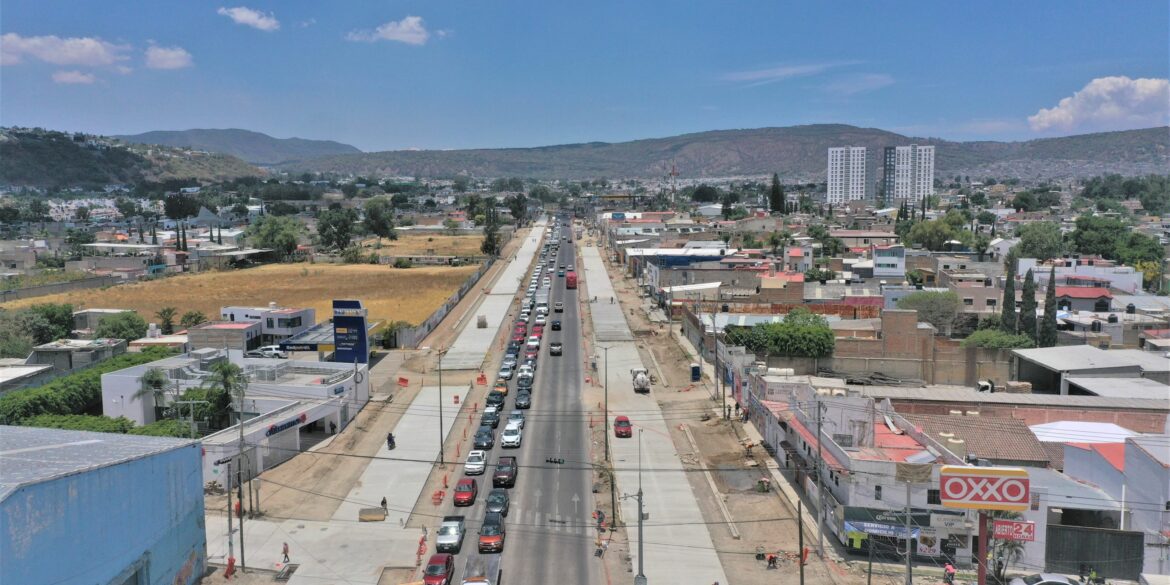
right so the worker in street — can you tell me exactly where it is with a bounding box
[282,541,290,563]
[944,562,956,584]
[766,553,777,569]
[381,496,387,512]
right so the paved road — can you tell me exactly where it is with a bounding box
[440,217,601,584]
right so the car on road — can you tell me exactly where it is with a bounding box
[534,314,547,326]
[1009,575,1074,585]
[549,342,563,356]
[486,390,506,408]
[498,364,514,380]
[478,511,506,553]
[436,517,466,553]
[517,364,534,378]
[493,456,518,487]
[493,380,509,395]
[567,264,574,271]
[453,478,478,506]
[485,488,510,516]
[526,335,541,349]
[531,325,544,338]
[551,320,562,330]
[473,426,495,449]
[464,450,487,475]
[257,345,288,359]
[614,415,633,438]
[557,269,565,277]
[524,347,539,360]
[423,553,455,585]
[515,391,532,409]
[555,302,564,312]
[502,354,517,369]
[481,408,501,429]
[501,423,522,448]
[516,372,534,388]
[507,411,525,428]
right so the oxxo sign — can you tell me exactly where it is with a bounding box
[939,466,1030,512]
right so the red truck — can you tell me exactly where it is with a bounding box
[565,271,578,289]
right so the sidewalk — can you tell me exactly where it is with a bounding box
[581,244,729,585]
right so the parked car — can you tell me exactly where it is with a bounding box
[464,450,487,475]
[453,478,478,506]
[549,342,563,356]
[257,345,287,359]
[422,553,455,585]
[614,415,633,438]
[515,391,532,409]
[485,488,510,516]
[501,423,522,448]
[493,456,518,487]
[478,511,506,553]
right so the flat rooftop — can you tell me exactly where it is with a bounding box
[199,322,255,330]
[33,338,122,351]
[1066,377,1169,398]
[1012,345,1145,372]
[0,426,194,501]
[0,364,53,384]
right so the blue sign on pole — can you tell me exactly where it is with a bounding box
[332,299,369,364]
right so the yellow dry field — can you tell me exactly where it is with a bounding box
[1,264,480,326]
[361,233,484,256]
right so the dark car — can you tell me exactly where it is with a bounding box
[549,342,563,356]
[485,488,510,516]
[507,339,522,352]
[473,426,495,449]
[557,269,565,277]
[486,391,506,408]
[453,478,478,506]
[478,511,506,553]
[516,376,534,390]
[423,553,455,585]
[515,391,532,409]
[481,409,500,428]
[551,320,562,331]
[493,456,518,487]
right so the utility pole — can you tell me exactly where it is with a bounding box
[635,428,646,585]
[175,399,208,438]
[716,347,725,419]
[437,348,446,467]
[798,500,805,585]
[602,346,610,461]
[815,400,825,557]
[226,460,234,562]
[905,481,913,585]
[236,371,248,571]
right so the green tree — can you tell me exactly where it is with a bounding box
[317,208,358,251]
[453,175,471,192]
[94,312,148,341]
[506,193,528,225]
[896,291,961,336]
[723,308,834,357]
[720,191,738,219]
[164,193,201,220]
[155,307,177,335]
[767,230,794,264]
[362,196,398,240]
[1069,215,1125,258]
[976,210,996,225]
[1038,267,1058,347]
[135,367,174,422]
[1000,259,1018,334]
[246,215,302,258]
[1016,222,1064,261]
[27,303,74,342]
[1018,269,1038,343]
[691,184,719,203]
[481,207,501,257]
[769,174,785,214]
[960,329,1036,349]
[202,361,246,429]
[1114,231,1165,266]
[0,313,37,359]
[179,310,207,329]
[905,219,960,251]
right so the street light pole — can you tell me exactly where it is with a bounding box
[437,348,446,467]
[636,428,646,585]
[602,345,610,461]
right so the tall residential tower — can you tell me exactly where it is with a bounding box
[882,144,935,203]
[826,146,867,204]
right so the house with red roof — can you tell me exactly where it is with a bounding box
[1055,286,1113,312]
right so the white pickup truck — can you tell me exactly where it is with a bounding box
[436,515,466,553]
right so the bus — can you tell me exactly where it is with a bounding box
[565,271,578,289]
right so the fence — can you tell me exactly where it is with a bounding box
[386,257,497,349]
[0,275,121,303]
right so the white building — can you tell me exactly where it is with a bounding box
[220,303,316,345]
[827,146,867,204]
[883,145,935,203]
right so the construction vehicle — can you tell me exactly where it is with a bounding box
[631,367,650,394]
[460,553,502,585]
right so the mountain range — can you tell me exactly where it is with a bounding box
[278,124,1168,180]
[115,128,361,166]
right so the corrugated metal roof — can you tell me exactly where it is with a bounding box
[1012,346,1143,372]
[857,385,1170,411]
[0,426,194,501]
[1065,377,1169,398]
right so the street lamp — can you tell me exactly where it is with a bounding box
[623,428,648,585]
[437,347,448,467]
[600,345,611,461]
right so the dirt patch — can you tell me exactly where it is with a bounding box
[362,233,485,257]
[2,263,478,326]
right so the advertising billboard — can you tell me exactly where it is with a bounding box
[332,299,369,364]
[939,466,1030,512]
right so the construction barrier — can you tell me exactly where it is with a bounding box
[476,373,487,385]
[431,490,445,505]
[397,377,409,387]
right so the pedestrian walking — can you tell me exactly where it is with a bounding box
[281,541,290,563]
[381,496,387,511]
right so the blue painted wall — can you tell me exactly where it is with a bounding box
[1,443,206,585]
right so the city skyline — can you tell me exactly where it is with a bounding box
[1,1,1167,151]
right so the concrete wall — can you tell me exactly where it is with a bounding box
[1124,439,1170,575]
[0,442,205,585]
[0,275,121,303]
[392,256,496,348]
[1063,445,1125,499]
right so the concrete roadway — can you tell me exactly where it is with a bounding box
[440,219,602,585]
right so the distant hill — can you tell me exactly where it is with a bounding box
[116,128,361,166]
[0,128,261,188]
[282,124,1169,180]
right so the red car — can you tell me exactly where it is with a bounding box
[524,348,539,360]
[531,324,545,336]
[511,332,527,343]
[453,478,478,506]
[513,325,527,336]
[614,416,633,438]
[423,553,455,585]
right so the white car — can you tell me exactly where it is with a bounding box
[464,450,487,475]
[517,364,534,378]
[534,314,547,326]
[554,302,564,313]
[507,411,525,428]
[501,423,523,448]
[257,345,287,359]
[1009,575,1073,585]
[498,364,514,380]
[526,336,540,349]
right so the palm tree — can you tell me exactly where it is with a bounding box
[986,509,1026,582]
[767,230,794,271]
[204,361,247,428]
[135,367,173,422]
[155,307,177,335]
[179,310,208,329]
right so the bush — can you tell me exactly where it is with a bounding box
[724,308,835,358]
[22,414,135,433]
[960,329,1036,349]
[393,258,413,269]
[129,419,192,437]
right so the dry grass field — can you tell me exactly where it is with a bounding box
[1,263,480,326]
[361,232,484,256]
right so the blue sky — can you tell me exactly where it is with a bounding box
[2,1,1167,151]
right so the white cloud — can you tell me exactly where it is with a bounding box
[217,6,281,32]
[145,45,193,69]
[1028,76,1169,133]
[1,33,129,66]
[722,61,860,87]
[346,16,431,45]
[824,73,894,95]
[298,19,317,29]
[52,70,96,84]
